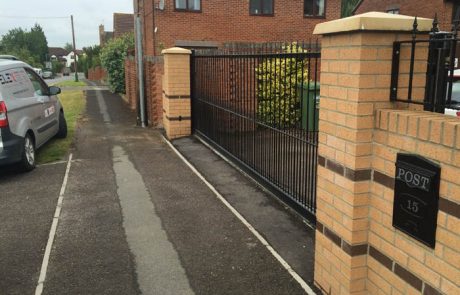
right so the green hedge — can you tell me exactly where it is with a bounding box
[100,34,134,93]
[256,43,309,128]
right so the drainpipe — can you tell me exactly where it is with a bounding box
[135,14,146,127]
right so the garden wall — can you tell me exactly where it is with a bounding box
[124,56,164,126]
[313,12,459,295]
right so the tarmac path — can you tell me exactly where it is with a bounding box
[0,87,317,295]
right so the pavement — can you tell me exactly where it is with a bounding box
[0,85,318,295]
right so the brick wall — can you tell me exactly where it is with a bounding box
[139,0,341,55]
[87,66,107,82]
[124,56,164,126]
[124,57,138,110]
[145,56,164,126]
[354,0,454,31]
[313,13,459,295]
[368,110,460,295]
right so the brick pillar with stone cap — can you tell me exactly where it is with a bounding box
[312,12,433,295]
[162,47,192,139]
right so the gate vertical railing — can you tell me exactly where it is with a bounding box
[191,43,320,221]
[390,15,460,113]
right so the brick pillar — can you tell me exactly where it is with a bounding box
[312,13,433,294]
[162,47,192,139]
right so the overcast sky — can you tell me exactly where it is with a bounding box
[0,0,133,48]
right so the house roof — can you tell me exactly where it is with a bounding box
[48,47,69,57]
[113,13,134,38]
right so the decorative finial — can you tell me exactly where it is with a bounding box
[412,17,419,40]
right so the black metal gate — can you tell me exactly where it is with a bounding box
[191,44,320,221]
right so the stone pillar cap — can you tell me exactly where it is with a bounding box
[314,12,433,35]
[161,47,192,55]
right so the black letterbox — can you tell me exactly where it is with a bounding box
[392,154,441,248]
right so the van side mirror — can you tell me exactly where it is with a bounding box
[48,86,61,96]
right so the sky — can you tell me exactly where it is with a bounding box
[0,0,134,48]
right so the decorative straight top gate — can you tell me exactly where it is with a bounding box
[191,43,320,221]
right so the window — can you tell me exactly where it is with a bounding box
[175,0,201,11]
[453,3,460,23]
[250,0,274,16]
[304,0,325,18]
[24,68,48,96]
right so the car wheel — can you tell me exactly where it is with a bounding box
[56,111,68,138]
[19,133,36,172]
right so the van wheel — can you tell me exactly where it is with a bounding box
[56,111,67,138]
[19,134,36,172]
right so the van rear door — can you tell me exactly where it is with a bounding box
[0,67,41,141]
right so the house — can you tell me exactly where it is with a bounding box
[353,0,460,31]
[135,0,342,56]
[64,50,83,68]
[125,0,343,126]
[113,13,135,38]
[48,47,69,62]
[98,13,134,46]
[99,25,114,46]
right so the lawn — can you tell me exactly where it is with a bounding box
[36,90,86,164]
[52,80,87,87]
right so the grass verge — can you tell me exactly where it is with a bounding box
[36,90,86,164]
[52,80,87,87]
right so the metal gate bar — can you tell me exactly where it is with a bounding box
[191,45,320,221]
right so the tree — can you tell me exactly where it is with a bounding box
[28,24,48,63]
[81,45,102,78]
[100,34,135,93]
[64,42,74,52]
[0,24,49,67]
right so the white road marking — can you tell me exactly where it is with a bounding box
[35,154,73,295]
[163,137,317,295]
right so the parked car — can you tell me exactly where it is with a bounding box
[0,60,67,171]
[42,70,55,79]
[63,67,71,76]
[0,55,19,61]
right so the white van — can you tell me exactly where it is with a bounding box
[0,60,67,171]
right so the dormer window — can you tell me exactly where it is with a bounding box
[175,0,201,12]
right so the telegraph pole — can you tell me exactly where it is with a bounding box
[71,15,79,82]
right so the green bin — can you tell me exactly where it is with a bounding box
[298,82,320,131]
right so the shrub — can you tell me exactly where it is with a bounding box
[256,43,309,128]
[52,61,64,74]
[100,34,134,93]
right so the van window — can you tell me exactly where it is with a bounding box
[0,68,35,99]
[24,67,48,96]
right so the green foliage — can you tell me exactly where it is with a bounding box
[0,24,48,66]
[256,43,309,128]
[81,45,102,78]
[52,60,64,74]
[100,34,134,93]
[341,0,361,17]
[64,42,74,52]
